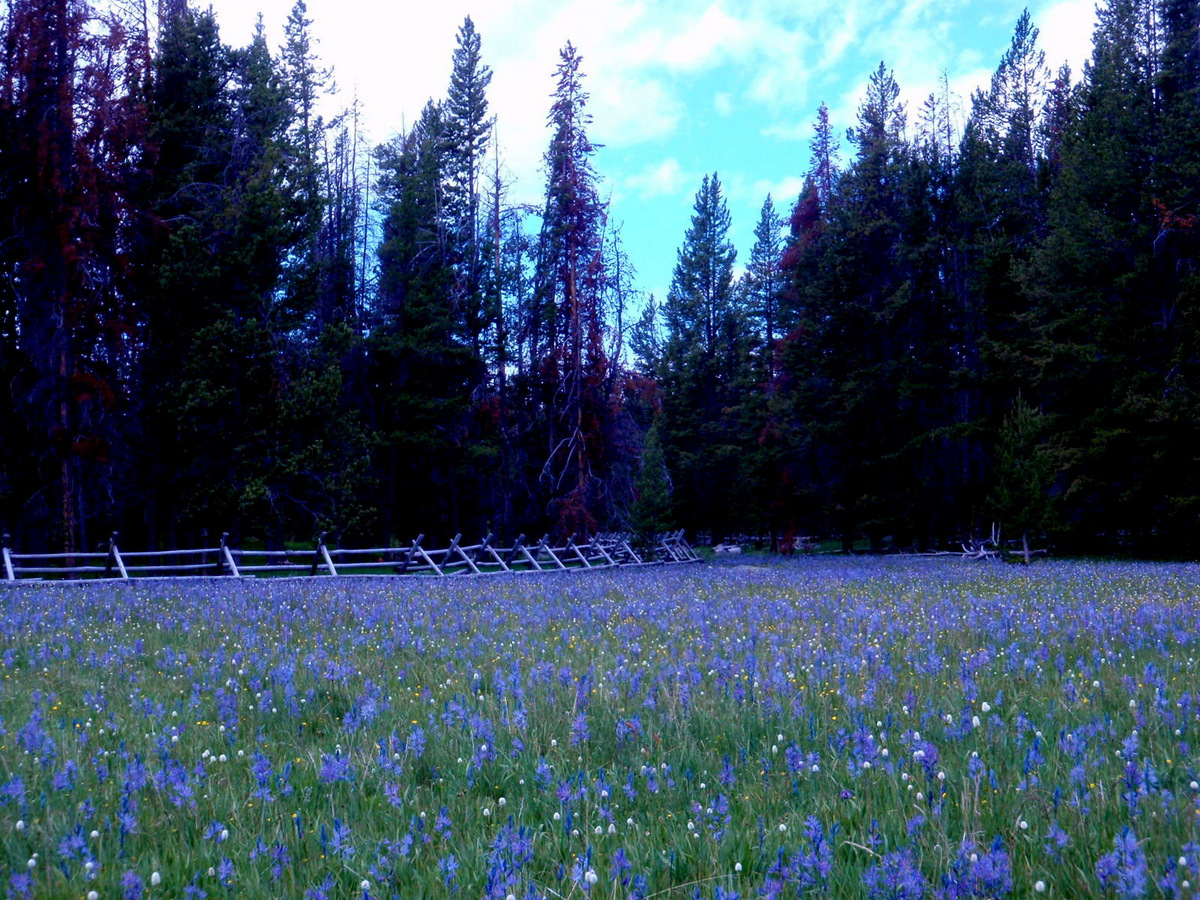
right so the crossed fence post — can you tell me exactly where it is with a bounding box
[105,532,129,580]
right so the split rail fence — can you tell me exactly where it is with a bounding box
[1,530,700,583]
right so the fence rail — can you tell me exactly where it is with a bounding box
[1,530,700,583]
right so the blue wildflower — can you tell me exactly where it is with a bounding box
[863,847,927,900]
[120,870,144,900]
[1096,828,1147,899]
[318,752,355,783]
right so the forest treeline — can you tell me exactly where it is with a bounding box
[1,0,1198,557]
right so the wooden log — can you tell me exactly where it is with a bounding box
[16,566,109,575]
[9,551,107,561]
[473,533,492,564]
[657,532,683,563]
[510,536,545,572]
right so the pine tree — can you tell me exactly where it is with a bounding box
[658,173,752,541]
[1016,0,1169,552]
[628,296,661,377]
[371,101,482,542]
[533,42,614,537]
[938,13,1056,546]
[280,0,332,326]
[808,101,840,211]
[629,418,672,548]
[743,195,784,380]
[133,8,349,547]
[662,174,737,359]
[443,16,493,364]
[136,5,233,545]
[314,105,369,329]
[973,9,1047,185]
[0,0,144,552]
[779,62,944,549]
[988,395,1060,562]
[1157,0,1200,201]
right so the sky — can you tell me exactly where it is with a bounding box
[200,0,1099,307]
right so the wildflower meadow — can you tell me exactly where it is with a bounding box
[1,558,1198,899]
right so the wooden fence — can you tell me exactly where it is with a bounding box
[1,530,700,582]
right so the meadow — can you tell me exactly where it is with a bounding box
[0,558,1198,899]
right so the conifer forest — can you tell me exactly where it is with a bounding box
[1,0,1199,558]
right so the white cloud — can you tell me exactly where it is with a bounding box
[593,76,684,147]
[619,158,691,201]
[659,4,751,70]
[761,119,814,142]
[1034,0,1098,76]
[724,173,807,207]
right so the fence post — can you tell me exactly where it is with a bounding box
[502,534,526,569]
[440,534,463,571]
[460,540,481,575]
[474,533,491,564]
[415,536,443,576]
[477,534,507,573]
[320,534,338,576]
[222,535,241,578]
[310,533,325,576]
[1,534,14,582]
[589,535,616,567]
[106,532,129,580]
[398,535,424,575]
[676,530,700,562]
[662,532,681,561]
[615,533,643,565]
[216,533,228,576]
[566,534,591,568]
[538,535,567,570]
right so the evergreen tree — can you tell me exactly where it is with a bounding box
[1157,0,1200,203]
[532,42,615,537]
[280,1,333,326]
[658,173,753,540]
[814,63,914,548]
[988,394,1060,562]
[371,101,482,542]
[629,418,672,547]
[1013,0,1200,555]
[808,101,840,211]
[0,0,144,551]
[443,16,493,364]
[133,7,358,547]
[628,296,661,377]
[743,195,784,380]
[136,4,234,544]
